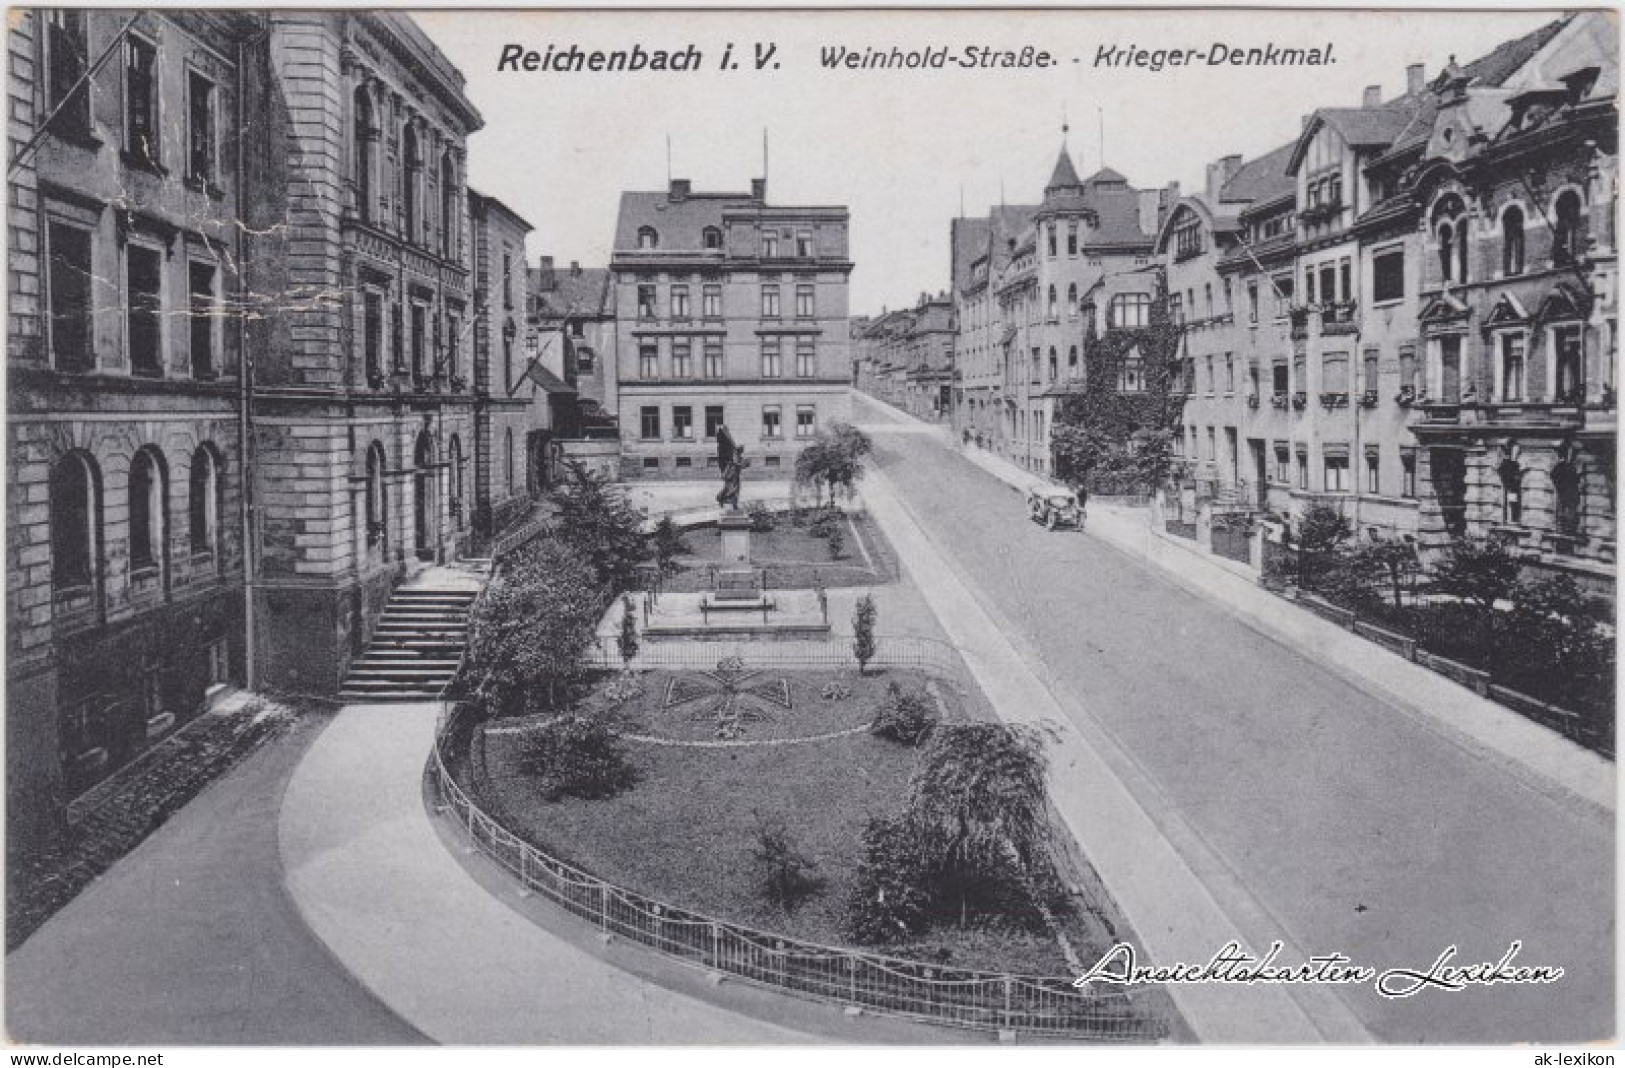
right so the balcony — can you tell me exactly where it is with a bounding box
[1319,391,1349,410]
[1298,198,1344,226]
[1270,392,1290,410]
[1246,394,1261,409]
[1291,392,1307,411]
[1395,384,1416,408]
[1322,301,1359,334]
[1358,390,1380,409]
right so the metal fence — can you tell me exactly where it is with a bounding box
[426,638,1165,1039]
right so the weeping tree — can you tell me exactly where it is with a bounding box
[794,422,874,507]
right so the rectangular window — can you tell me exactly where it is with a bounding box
[1500,333,1526,402]
[760,337,781,377]
[1248,282,1259,324]
[761,231,778,257]
[1399,344,1417,391]
[127,245,163,376]
[704,339,723,378]
[1322,352,1349,394]
[1365,449,1380,494]
[47,222,93,371]
[675,456,693,469]
[189,262,216,379]
[46,11,90,133]
[1363,348,1380,396]
[672,405,693,440]
[1296,450,1308,490]
[1206,427,1216,462]
[1401,448,1418,498]
[642,457,660,470]
[640,406,660,440]
[762,405,782,439]
[637,283,656,320]
[1067,224,1078,256]
[187,72,216,184]
[796,337,815,378]
[1205,356,1215,395]
[704,405,725,439]
[1224,353,1235,394]
[671,284,690,321]
[795,405,816,438]
[1273,442,1291,483]
[761,284,780,319]
[1339,258,1352,303]
[639,339,659,379]
[125,36,159,165]
[502,253,514,309]
[795,284,814,319]
[672,338,692,378]
[702,283,722,319]
[446,312,461,381]
[1373,248,1405,304]
[1273,275,1294,317]
[363,289,383,383]
[795,229,813,257]
[411,304,427,382]
[1324,454,1349,492]
[1272,361,1289,395]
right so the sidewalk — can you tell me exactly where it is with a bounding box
[857,391,1614,818]
[278,701,819,1044]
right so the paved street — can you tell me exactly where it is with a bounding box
[856,402,1614,1044]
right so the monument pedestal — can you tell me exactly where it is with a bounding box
[716,512,758,602]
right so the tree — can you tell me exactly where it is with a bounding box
[852,594,877,674]
[551,460,651,592]
[1432,536,1523,613]
[617,593,640,670]
[1496,574,1613,715]
[795,422,874,506]
[1293,504,1352,590]
[652,515,688,575]
[826,520,845,560]
[1347,537,1422,611]
[466,538,605,716]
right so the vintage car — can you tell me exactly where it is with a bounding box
[1025,485,1084,529]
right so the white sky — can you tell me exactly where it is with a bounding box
[415,8,1561,316]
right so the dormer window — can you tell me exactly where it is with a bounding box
[702,226,722,250]
[637,226,659,249]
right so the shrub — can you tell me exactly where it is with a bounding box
[870,681,937,746]
[1433,537,1523,613]
[826,521,845,560]
[551,461,651,592]
[515,712,638,801]
[852,594,877,674]
[1293,504,1352,591]
[808,509,838,540]
[747,499,776,533]
[750,814,823,910]
[844,814,934,944]
[617,594,640,669]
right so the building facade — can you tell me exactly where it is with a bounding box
[610,178,853,479]
[7,11,261,847]
[530,257,618,421]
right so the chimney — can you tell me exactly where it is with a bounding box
[1363,85,1382,108]
[570,260,581,275]
[751,177,767,202]
[668,178,691,201]
[1407,63,1425,95]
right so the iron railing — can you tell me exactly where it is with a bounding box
[426,638,1165,1039]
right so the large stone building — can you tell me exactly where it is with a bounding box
[6,10,262,848]
[610,178,852,479]
[239,13,483,695]
[1160,12,1615,593]
[530,257,619,422]
[951,204,1037,447]
[851,293,955,420]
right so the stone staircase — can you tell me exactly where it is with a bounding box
[339,576,481,702]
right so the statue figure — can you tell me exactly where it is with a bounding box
[715,424,746,510]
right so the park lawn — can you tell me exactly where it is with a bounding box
[661,511,894,592]
[473,667,1086,976]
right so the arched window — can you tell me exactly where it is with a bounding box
[505,428,515,492]
[1552,462,1582,538]
[637,226,659,250]
[128,447,166,576]
[1067,283,1078,318]
[365,441,387,553]
[1047,285,1058,318]
[1553,190,1583,266]
[448,435,464,529]
[702,226,722,250]
[1499,459,1523,525]
[1502,206,1525,276]
[440,151,458,259]
[1433,195,1466,283]
[188,445,220,558]
[402,124,421,243]
[1068,345,1078,370]
[50,451,99,594]
[1048,347,1058,380]
[353,86,374,223]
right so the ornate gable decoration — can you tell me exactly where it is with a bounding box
[1535,283,1586,323]
[1482,292,1530,329]
[1419,291,1471,327]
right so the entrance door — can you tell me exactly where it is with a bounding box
[1439,336,1462,403]
[1225,427,1239,486]
[1248,439,1268,508]
[414,431,436,562]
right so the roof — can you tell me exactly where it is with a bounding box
[468,188,534,233]
[1220,141,1296,206]
[611,190,759,251]
[1084,166,1129,186]
[1455,14,1573,89]
[532,265,612,320]
[1046,147,1083,192]
[950,216,991,294]
[524,362,576,394]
